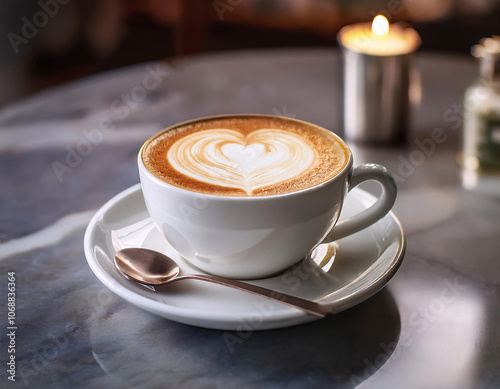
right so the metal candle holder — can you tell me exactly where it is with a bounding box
[338,21,421,144]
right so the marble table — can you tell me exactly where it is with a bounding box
[1,49,500,388]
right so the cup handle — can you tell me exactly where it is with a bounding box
[322,163,397,242]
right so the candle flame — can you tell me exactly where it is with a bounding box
[372,15,389,36]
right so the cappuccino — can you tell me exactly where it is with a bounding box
[142,116,348,196]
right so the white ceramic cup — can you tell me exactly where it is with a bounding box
[139,115,397,279]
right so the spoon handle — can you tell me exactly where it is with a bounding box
[176,274,332,317]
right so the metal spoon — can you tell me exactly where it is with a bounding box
[114,248,332,317]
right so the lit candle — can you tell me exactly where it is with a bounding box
[338,15,420,56]
[337,16,421,143]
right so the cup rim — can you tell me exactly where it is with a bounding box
[138,113,353,201]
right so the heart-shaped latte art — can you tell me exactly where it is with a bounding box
[167,129,316,194]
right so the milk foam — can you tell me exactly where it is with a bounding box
[143,116,348,196]
[167,128,316,195]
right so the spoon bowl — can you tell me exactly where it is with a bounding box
[115,248,180,285]
[114,248,332,317]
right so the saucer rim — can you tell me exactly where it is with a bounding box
[84,183,405,329]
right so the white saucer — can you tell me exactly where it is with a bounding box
[84,184,405,330]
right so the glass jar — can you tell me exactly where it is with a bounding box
[462,36,500,196]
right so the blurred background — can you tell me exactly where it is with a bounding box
[0,0,499,109]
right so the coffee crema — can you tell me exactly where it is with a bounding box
[142,116,348,196]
